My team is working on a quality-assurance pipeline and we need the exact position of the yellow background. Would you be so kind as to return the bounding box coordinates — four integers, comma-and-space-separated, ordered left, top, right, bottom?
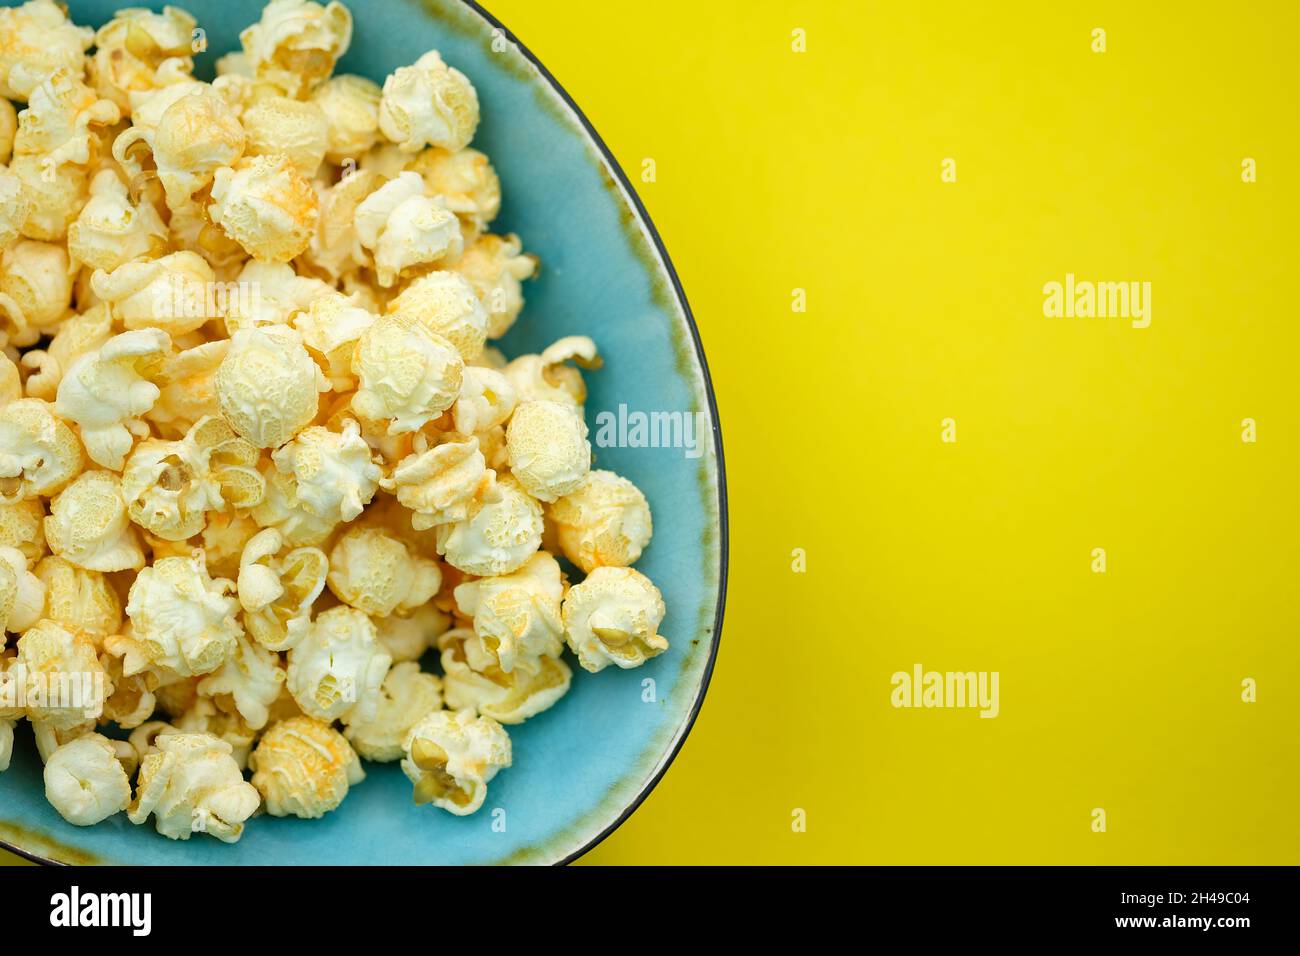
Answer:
5, 0, 1298, 866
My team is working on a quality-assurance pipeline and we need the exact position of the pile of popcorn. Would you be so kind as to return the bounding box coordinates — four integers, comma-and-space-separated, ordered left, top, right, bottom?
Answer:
0, 0, 668, 843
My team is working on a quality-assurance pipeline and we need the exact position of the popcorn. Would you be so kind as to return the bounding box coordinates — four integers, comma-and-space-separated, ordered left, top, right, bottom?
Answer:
147, 340, 229, 437
1, 239, 75, 348
286, 604, 390, 724
380, 51, 480, 153
374, 602, 450, 663
0, 718, 14, 771
128, 731, 260, 842
7, 153, 88, 243
0, 545, 45, 636
0, 497, 47, 565
171, 698, 258, 769
350, 313, 463, 434
326, 525, 441, 617
312, 74, 382, 163
506, 399, 591, 502
380, 435, 496, 531
13, 68, 120, 169
549, 470, 653, 572
436, 474, 543, 576
44, 470, 145, 573
216, 325, 328, 448
0, 0, 95, 103
91, 251, 217, 338
18, 302, 113, 401
15, 619, 107, 729
562, 567, 668, 673
450, 233, 536, 339
210, 155, 321, 263
302, 166, 380, 281
222, 260, 333, 334
388, 269, 487, 361
241, 95, 328, 175
121, 416, 265, 541
410, 147, 500, 237
344, 661, 441, 762
55, 329, 170, 471
197, 633, 286, 729
248, 715, 363, 818
439, 628, 571, 725
0, 99, 15, 165
34, 555, 123, 640
68, 169, 169, 272
238, 0, 353, 99
354, 171, 462, 287
44, 733, 131, 825
401, 709, 509, 815
89, 6, 199, 114
100, 640, 159, 729
271, 420, 381, 523
236, 527, 327, 651
0, 166, 31, 252
0, 399, 84, 503
504, 336, 600, 406
292, 292, 376, 390
249, 465, 339, 547
123, 551, 242, 678
453, 366, 517, 436
453, 552, 564, 673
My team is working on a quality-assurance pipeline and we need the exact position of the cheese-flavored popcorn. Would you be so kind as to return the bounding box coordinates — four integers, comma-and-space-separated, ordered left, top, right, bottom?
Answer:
35, 556, 123, 640
44, 470, 145, 573
450, 233, 536, 339
14, 68, 119, 169
147, 340, 229, 437
0, 0, 94, 103
506, 399, 591, 502
380, 435, 495, 531
388, 269, 487, 361
216, 325, 328, 448
271, 420, 381, 523
67, 169, 169, 272
197, 633, 286, 729
238, 0, 353, 99
287, 604, 390, 724
351, 313, 463, 434
122, 415, 265, 541
241, 95, 328, 175
549, 470, 653, 573
123, 551, 241, 678
0, 399, 84, 503
91, 251, 216, 338
374, 601, 450, 663
0, 545, 44, 636
55, 329, 169, 471
436, 474, 543, 577
292, 291, 376, 390
18, 302, 113, 401
89, 6, 199, 114
379, 50, 480, 153
562, 567, 668, 673
344, 661, 442, 762
326, 525, 441, 617
0, 97, 17, 164
1, 239, 75, 347
504, 336, 601, 407
16, 620, 107, 729
128, 731, 260, 842
454, 552, 565, 673
236, 527, 327, 651
354, 171, 462, 287
312, 74, 381, 163
0, 497, 46, 565
401, 708, 509, 815
44, 733, 131, 825
209, 155, 320, 263
410, 147, 500, 237
439, 628, 571, 725
249, 715, 363, 818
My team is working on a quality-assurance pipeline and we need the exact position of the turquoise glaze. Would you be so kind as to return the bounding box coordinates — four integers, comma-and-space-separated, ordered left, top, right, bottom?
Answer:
0, 0, 725, 865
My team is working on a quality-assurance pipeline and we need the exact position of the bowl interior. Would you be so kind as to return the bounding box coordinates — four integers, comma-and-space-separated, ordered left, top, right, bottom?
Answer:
0, 0, 723, 865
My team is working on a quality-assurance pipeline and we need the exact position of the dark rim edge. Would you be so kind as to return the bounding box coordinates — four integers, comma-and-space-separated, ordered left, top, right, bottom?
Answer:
0, 0, 729, 869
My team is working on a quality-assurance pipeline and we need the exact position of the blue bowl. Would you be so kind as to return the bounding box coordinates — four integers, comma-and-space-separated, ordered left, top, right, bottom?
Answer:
0, 0, 726, 865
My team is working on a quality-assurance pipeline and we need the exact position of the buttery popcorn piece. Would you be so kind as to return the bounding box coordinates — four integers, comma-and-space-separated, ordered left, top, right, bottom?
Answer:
401, 708, 510, 815
241, 95, 328, 175
286, 604, 390, 724
0, 545, 44, 636
354, 171, 462, 287
452, 365, 517, 436
34, 556, 123, 640
216, 325, 328, 448
344, 661, 442, 762
16, 619, 107, 729
436, 474, 543, 577
439, 627, 571, 725
351, 313, 463, 434
312, 74, 381, 163
67, 170, 169, 272
209, 154, 320, 263
453, 552, 564, 673
249, 715, 363, 818
128, 731, 260, 842
89, 6, 199, 114
238, 0, 353, 99
0, 497, 47, 565
197, 633, 286, 729
550, 470, 653, 572
411, 146, 500, 237
44, 733, 131, 825
146, 340, 229, 438
506, 399, 591, 502
235, 527, 327, 650
562, 567, 668, 673
19, 302, 113, 402
123, 551, 242, 678
1, 239, 75, 347
44, 470, 145, 573
249, 465, 339, 547
380, 434, 495, 531
388, 269, 487, 361
0, 398, 84, 503
292, 291, 376, 390
13, 68, 120, 169
271, 419, 381, 523
379, 50, 479, 153
0, 0, 94, 102
374, 602, 450, 663
326, 525, 441, 617
504, 335, 600, 406
91, 250, 216, 338
451, 233, 536, 339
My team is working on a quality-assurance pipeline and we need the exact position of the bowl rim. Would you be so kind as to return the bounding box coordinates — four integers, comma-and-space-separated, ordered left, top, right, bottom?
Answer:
1, 0, 728, 868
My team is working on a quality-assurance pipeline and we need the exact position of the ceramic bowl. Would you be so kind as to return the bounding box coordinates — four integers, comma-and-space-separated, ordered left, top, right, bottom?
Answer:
0, 0, 726, 865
